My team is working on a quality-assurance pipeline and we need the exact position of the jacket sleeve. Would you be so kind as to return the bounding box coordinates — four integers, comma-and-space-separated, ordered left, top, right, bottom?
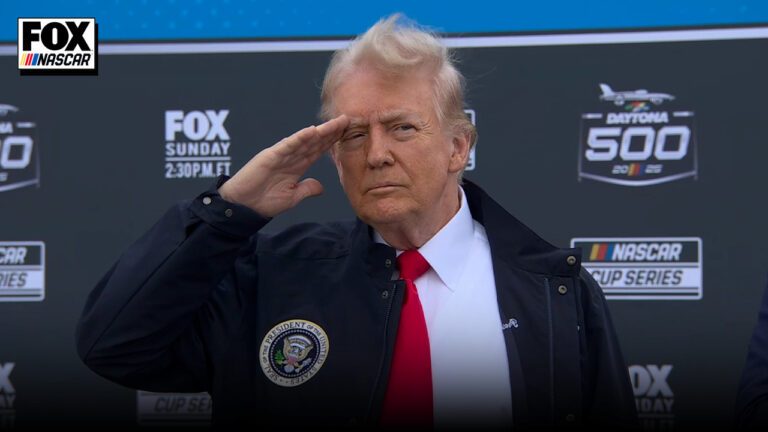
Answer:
735, 274, 768, 430
579, 268, 641, 431
75, 176, 270, 393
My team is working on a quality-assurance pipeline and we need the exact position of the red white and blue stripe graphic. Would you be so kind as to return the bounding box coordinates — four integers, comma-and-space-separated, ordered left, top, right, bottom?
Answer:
19, 53, 40, 66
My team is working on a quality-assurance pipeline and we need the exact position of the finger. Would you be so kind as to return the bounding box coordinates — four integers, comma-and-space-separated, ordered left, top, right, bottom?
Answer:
270, 126, 319, 160
274, 115, 349, 160
294, 178, 324, 202
289, 125, 321, 148
296, 116, 348, 154
311, 116, 349, 155
294, 115, 346, 147
316, 115, 349, 138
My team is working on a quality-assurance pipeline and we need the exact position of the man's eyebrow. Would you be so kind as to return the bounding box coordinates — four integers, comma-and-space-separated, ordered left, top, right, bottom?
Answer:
346, 118, 368, 129
345, 111, 421, 129
378, 111, 419, 123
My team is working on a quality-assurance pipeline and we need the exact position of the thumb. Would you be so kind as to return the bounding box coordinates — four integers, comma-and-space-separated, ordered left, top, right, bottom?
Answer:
294, 178, 324, 203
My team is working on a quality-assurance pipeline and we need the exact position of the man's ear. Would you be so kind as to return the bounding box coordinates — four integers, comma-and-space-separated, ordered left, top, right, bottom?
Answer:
448, 130, 471, 174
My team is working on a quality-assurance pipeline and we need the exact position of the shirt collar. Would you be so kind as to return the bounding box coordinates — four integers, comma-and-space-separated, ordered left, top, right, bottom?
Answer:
374, 186, 474, 291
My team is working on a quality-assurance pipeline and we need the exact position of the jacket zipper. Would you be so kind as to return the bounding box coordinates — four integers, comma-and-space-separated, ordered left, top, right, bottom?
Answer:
544, 277, 555, 423
365, 280, 398, 424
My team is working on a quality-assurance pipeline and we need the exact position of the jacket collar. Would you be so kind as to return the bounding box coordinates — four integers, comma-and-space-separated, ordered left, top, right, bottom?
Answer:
350, 219, 397, 280
461, 179, 582, 277
347, 179, 582, 279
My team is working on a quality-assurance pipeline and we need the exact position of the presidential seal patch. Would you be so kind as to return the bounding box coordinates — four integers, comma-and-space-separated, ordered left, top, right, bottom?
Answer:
260, 319, 329, 387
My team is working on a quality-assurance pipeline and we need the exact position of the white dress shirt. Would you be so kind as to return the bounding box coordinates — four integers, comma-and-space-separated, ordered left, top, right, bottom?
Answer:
374, 187, 513, 429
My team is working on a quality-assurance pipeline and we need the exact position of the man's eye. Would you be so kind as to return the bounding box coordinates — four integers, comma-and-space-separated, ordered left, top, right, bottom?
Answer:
339, 133, 366, 149
393, 124, 416, 136
342, 133, 365, 141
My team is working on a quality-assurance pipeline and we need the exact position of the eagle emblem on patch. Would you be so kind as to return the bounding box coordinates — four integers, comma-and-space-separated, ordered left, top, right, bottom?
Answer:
259, 319, 329, 387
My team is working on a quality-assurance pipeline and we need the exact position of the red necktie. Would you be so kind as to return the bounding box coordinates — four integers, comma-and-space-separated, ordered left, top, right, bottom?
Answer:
380, 249, 433, 429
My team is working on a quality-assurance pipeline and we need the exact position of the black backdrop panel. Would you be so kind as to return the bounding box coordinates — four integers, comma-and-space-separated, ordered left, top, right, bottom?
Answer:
1, 32, 767, 430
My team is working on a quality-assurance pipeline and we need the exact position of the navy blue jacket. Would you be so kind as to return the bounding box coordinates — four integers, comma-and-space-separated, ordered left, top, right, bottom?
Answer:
736, 275, 768, 430
76, 178, 638, 431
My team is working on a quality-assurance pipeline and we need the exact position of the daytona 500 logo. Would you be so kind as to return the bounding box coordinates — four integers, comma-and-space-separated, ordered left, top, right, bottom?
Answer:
578, 83, 697, 186
0, 104, 39, 192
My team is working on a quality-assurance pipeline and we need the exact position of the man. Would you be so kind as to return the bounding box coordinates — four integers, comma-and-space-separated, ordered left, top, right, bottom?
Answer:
76, 14, 637, 431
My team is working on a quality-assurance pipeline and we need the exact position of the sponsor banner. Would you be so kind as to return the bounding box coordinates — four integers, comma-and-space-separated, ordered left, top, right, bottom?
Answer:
0, 362, 15, 430
0, 242, 45, 302
0, 105, 40, 193
136, 391, 211, 426
164, 110, 232, 180
571, 237, 702, 300
579, 83, 697, 186
464, 108, 476, 171
630, 364, 675, 431
17, 18, 97, 73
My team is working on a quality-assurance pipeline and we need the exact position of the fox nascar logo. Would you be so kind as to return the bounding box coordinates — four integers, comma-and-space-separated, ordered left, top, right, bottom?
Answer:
578, 83, 697, 186
0, 242, 45, 302
165, 110, 232, 179
0, 105, 39, 192
629, 364, 674, 431
137, 391, 211, 426
18, 18, 97, 73
571, 237, 702, 300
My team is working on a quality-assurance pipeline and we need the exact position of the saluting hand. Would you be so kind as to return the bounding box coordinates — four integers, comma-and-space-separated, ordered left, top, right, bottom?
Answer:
218, 115, 349, 218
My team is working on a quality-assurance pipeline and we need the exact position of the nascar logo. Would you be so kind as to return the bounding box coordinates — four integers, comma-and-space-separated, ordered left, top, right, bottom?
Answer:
585, 241, 683, 262
571, 237, 702, 300
18, 52, 92, 67
0, 242, 45, 302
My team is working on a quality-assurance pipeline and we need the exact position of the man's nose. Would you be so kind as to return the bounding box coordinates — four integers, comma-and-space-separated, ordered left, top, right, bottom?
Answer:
366, 128, 395, 168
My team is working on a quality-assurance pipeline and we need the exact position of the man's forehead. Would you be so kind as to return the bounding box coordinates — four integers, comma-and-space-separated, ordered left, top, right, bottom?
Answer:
346, 110, 423, 127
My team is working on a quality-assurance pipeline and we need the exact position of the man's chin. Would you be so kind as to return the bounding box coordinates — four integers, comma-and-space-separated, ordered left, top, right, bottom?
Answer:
353, 199, 412, 227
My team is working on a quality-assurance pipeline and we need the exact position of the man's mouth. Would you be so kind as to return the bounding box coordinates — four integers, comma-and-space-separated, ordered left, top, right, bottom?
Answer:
367, 183, 402, 193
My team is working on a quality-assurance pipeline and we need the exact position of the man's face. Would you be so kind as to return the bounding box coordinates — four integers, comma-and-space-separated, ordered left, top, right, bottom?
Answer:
329, 64, 468, 228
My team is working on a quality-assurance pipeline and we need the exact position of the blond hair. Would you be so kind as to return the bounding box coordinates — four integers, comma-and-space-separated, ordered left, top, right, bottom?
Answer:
320, 14, 477, 176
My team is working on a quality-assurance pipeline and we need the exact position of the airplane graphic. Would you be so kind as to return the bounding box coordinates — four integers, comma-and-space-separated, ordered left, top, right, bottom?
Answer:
599, 83, 674, 106
0, 104, 19, 116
